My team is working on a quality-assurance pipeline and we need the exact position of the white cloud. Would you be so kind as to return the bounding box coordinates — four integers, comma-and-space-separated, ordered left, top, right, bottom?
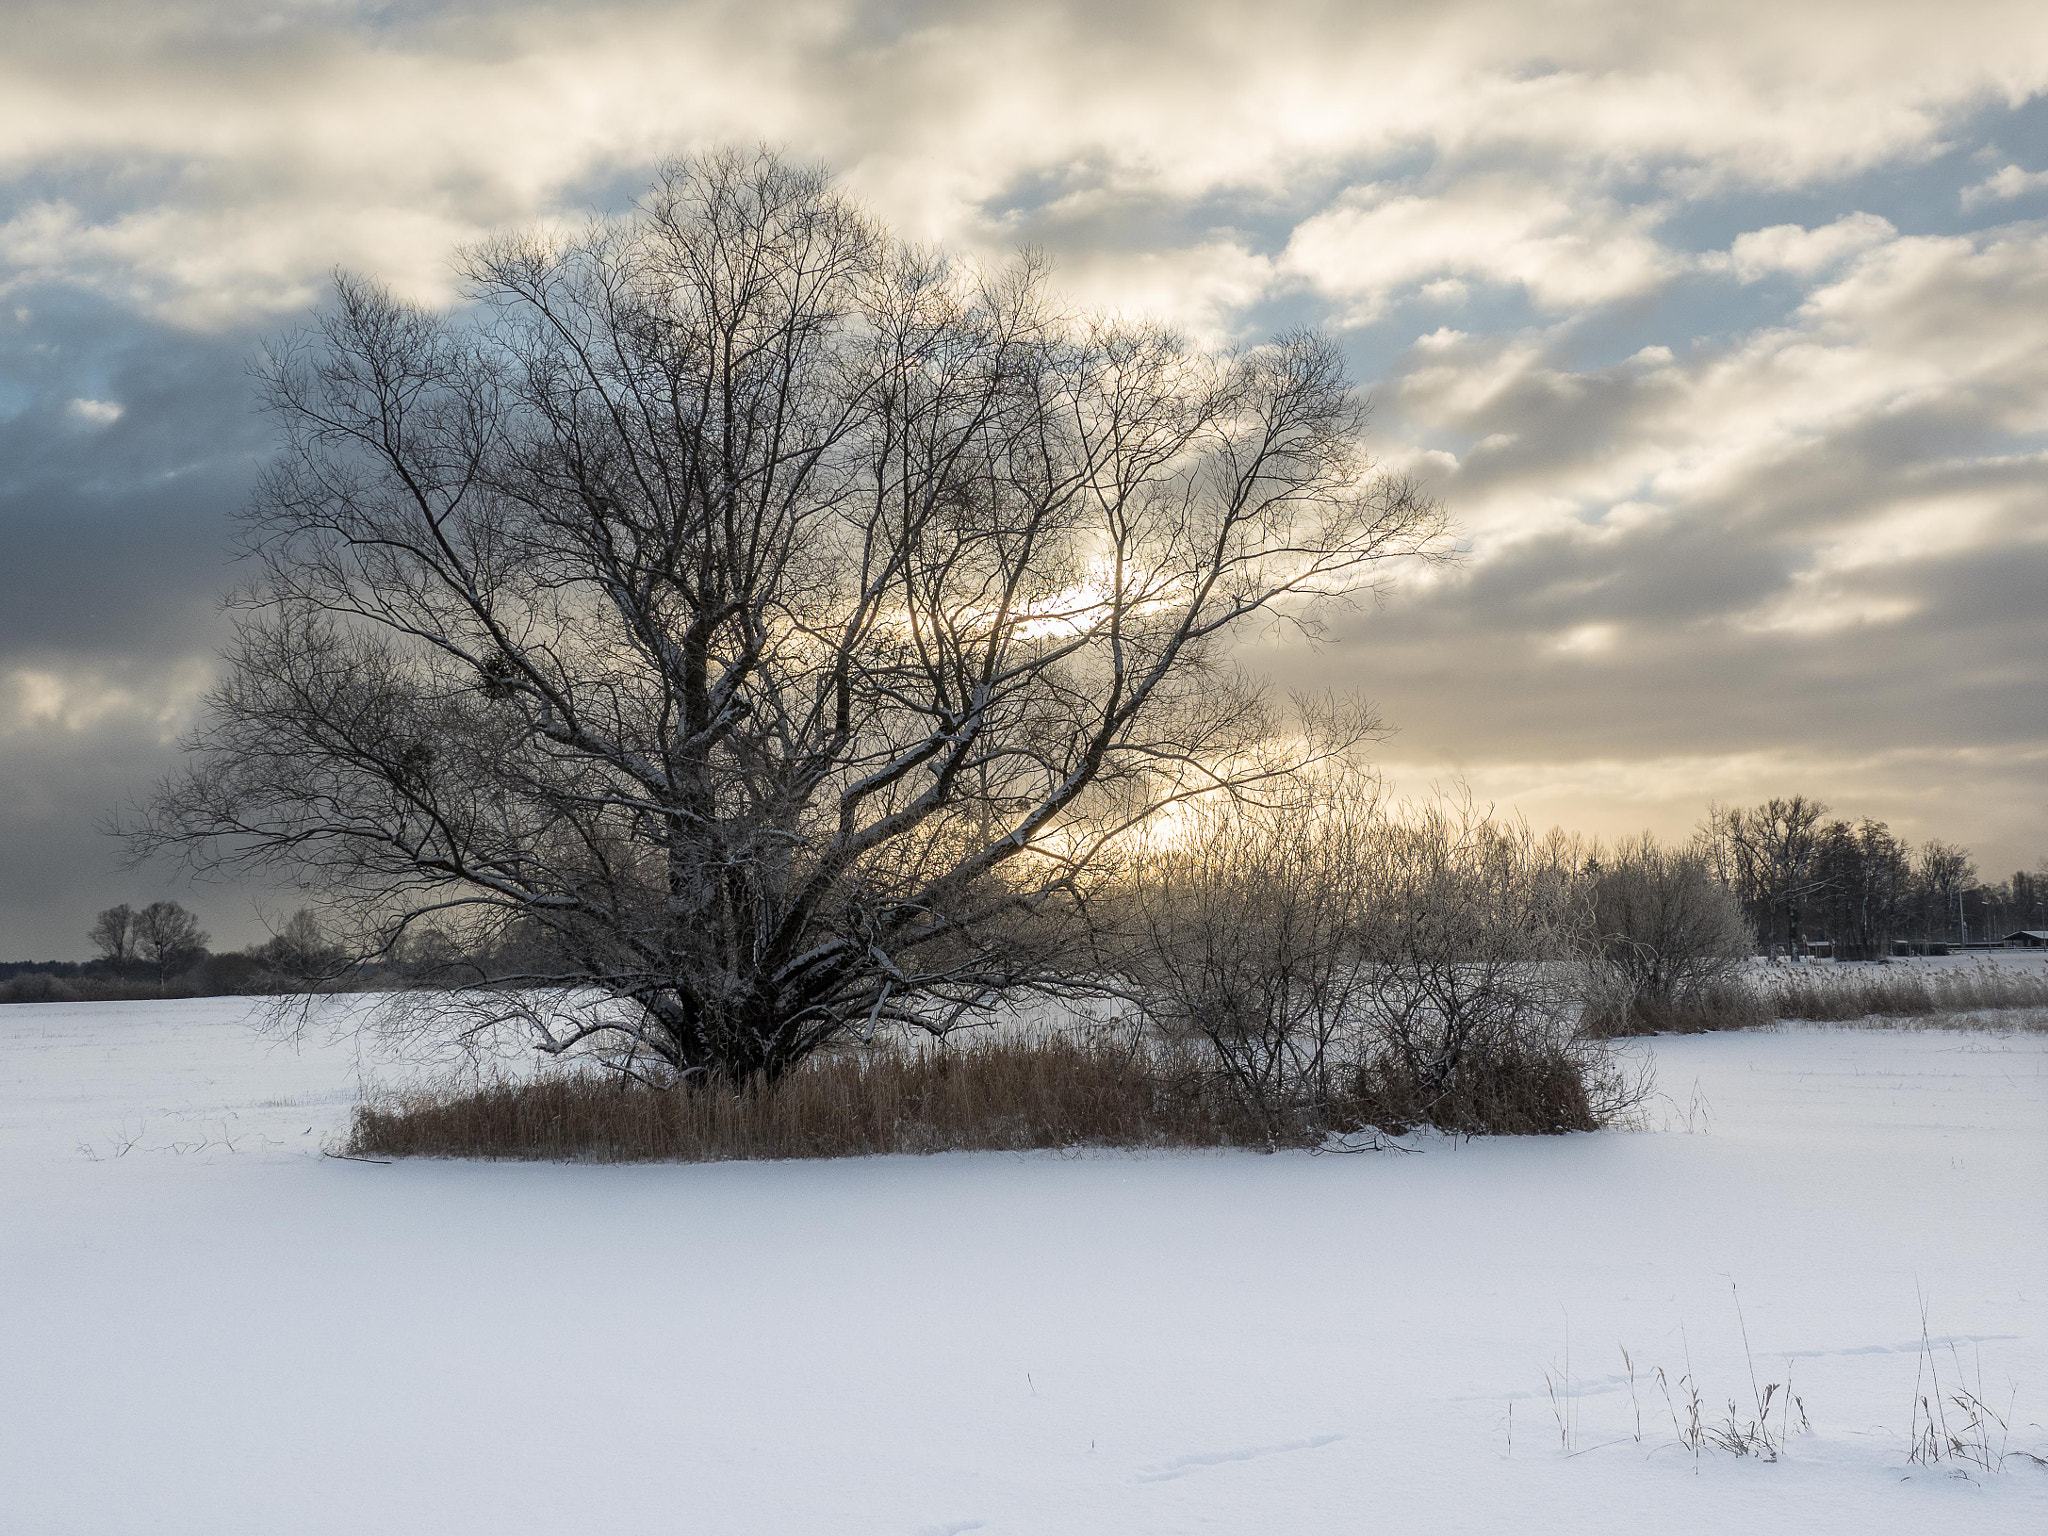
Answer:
1045, 239, 1279, 346
0, 1, 2042, 325
1961, 163, 2048, 208
1282, 179, 1682, 321
4, 0, 2047, 899
1, 661, 209, 741
64, 397, 122, 425
1402, 226, 2048, 533
1723, 212, 1896, 281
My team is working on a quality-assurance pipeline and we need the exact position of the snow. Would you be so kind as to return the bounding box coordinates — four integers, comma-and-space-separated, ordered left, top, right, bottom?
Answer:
2, 997, 2043, 1534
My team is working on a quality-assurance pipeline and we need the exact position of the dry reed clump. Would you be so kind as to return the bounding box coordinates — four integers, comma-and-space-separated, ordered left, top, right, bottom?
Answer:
348, 1023, 1642, 1161
1760, 963, 2048, 1022
1583, 963, 2048, 1036
347, 1033, 1294, 1163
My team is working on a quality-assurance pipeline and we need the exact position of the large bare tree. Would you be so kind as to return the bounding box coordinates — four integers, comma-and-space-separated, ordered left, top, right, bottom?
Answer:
134, 148, 1445, 1083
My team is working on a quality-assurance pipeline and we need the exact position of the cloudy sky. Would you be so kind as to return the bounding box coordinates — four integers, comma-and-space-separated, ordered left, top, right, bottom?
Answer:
4, 0, 2046, 957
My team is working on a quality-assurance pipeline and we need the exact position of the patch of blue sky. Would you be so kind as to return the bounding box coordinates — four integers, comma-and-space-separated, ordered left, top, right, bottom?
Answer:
1655, 95, 2048, 250
0, 154, 216, 228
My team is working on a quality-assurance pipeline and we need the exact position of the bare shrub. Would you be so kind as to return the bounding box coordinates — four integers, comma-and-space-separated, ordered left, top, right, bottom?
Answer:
1110, 786, 1646, 1137
1578, 833, 1754, 1036
0, 972, 83, 1005
1351, 797, 1594, 1119
1349, 1029, 1620, 1135
1113, 783, 1379, 1121
347, 1031, 1294, 1162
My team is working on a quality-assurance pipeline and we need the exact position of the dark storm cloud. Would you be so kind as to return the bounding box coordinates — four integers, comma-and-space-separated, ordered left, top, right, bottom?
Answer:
3, 0, 2047, 953
0, 294, 265, 656
0, 291, 274, 950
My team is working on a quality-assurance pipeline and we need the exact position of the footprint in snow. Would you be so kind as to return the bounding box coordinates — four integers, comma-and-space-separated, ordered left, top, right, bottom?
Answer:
1136, 1435, 1343, 1483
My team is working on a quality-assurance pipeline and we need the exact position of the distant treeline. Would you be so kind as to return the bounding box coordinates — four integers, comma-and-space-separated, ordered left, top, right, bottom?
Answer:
1702, 797, 2047, 959
0, 898, 558, 1005
0, 902, 379, 1005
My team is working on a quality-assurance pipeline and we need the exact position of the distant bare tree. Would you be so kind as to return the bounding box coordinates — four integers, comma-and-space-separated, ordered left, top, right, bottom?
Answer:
252, 908, 344, 981
130, 900, 209, 979
2014, 862, 2048, 932
1814, 818, 1911, 961
87, 903, 136, 964
131, 147, 1447, 1084
1704, 796, 1828, 958
1910, 840, 1976, 946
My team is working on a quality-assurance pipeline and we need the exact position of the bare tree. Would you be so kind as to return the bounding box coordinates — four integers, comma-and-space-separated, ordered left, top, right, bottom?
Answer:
1909, 840, 1975, 946
251, 908, 345, 982
1813, 818, 1911, 961
2014, 862, 2048, 933
130, 900, 209, 979
88, 903, 136, 964
130, 147, 1447, 1084
1703, 796, 1828, 959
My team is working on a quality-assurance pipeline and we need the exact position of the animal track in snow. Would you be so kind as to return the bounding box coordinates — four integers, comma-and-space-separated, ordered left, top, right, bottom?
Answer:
1136, 1435, 1343, 1482
1780, 1331, 2017, 1359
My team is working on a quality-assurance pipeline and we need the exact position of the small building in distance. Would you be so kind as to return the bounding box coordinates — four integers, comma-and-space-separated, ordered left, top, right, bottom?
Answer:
2006, 930, 2048, 949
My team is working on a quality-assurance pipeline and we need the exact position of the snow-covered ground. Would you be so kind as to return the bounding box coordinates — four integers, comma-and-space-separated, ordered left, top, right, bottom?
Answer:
2, 998, 2042, 1534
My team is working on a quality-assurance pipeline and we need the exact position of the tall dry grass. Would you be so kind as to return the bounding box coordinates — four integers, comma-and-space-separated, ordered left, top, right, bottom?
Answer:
347, 1021, 1624, 1162
1581, 979, 1775, 1037
1759, 963, 2048, 1021
1585, 961, 2048, 1035
348, 1033, 1292, 1162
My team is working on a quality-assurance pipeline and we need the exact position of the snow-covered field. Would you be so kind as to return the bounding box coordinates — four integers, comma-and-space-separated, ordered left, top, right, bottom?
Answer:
2, 998, 2043, 1534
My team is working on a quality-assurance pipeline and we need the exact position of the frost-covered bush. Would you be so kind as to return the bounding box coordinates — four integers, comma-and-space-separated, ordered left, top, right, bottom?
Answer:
1579, 834, 1757, 1034
1113, 788, 1378, 1122
1350, 798, 1584, 1111
1115, 787, 1643, 1135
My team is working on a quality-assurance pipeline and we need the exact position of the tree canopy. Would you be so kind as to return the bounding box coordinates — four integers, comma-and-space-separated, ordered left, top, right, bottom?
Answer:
135, 147, 1446, 1082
